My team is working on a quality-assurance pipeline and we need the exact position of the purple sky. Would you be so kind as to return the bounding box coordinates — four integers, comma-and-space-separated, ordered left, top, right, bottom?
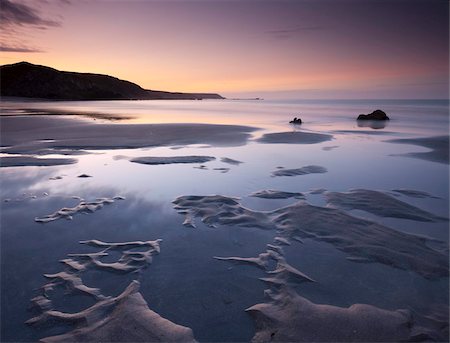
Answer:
1, 0, 448, 99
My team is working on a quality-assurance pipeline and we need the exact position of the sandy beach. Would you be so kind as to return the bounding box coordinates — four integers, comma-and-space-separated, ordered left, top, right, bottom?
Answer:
0, 98, 448, 342
2, 0, 449, 340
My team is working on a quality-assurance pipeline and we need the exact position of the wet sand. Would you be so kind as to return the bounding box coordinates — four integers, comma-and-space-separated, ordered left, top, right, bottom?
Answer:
386, 135, 449, 164
130, 156, 216, 165
272, 165, 327, 177
0, 116, 258, 157
256, 131, 332, 144
27, 239, 196, 342
0, 156, 77, 167
1, 101, 448, 342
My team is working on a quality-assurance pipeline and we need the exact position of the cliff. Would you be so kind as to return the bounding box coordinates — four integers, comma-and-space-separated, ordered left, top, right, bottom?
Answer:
0, 62, 224, 100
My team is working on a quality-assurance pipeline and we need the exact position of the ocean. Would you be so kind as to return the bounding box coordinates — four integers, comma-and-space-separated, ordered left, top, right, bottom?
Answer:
1, 98, 448, 342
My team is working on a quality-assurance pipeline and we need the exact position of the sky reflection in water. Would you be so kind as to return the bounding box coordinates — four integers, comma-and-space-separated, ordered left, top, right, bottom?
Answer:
1, 99, 448, 342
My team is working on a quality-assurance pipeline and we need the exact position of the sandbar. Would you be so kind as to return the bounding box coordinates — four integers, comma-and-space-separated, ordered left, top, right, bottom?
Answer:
250, 190, 305, 199
0, 116, 258, 157
386, 135, 449, 164
173, 192, 449, 279
130, 156, 215, 165
0, 156, 77, 167
272, 165, 327, 177
256, 131, 332, 144
325, 189, 447, 222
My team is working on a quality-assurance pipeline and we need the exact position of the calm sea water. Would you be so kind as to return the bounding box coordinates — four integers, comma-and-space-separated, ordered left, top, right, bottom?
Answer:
1, 98, 449, 132
1, 98, 449, 342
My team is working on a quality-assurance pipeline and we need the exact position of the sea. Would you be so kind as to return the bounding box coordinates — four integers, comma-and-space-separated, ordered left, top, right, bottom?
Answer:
1, 98, 448, 342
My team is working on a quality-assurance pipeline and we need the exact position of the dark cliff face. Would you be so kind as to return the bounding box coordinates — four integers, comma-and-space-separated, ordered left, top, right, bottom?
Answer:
0, 62, 224, 100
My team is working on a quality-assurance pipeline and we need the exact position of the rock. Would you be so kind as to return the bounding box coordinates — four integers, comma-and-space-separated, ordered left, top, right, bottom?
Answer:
357, 109, 390, 120
77, 174, 92, 178
289, 117, 302, 124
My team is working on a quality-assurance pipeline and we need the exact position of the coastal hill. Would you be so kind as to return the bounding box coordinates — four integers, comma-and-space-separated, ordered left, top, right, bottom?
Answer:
0, 62, 224, 100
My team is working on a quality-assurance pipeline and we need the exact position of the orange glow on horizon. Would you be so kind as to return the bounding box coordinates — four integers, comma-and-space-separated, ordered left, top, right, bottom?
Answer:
1, 0, 447, 98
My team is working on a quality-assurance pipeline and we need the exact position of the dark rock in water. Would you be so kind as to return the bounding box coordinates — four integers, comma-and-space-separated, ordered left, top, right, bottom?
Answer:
77, 174, 92, 178
357, 109, 390, 121
289, 117, 302, 124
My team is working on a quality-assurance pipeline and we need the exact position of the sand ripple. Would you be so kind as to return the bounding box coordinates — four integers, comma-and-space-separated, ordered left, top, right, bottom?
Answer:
272, 201, 448, 279
212, 220, 423, 342
173, 192, 449, 279
220, 157, 243, 165
0, 156, 77, 167
391, 189, 440, 199
247, 287, 413, 342
386, 135, 449, 164
1, 116, 257, 155
173, 195, 274, 230
272, 165, 327, 177
257, 131, 332, 144
35, 196, 125, 223
35, 281, 196, 343
250, 189, 304, 199
26, 239, 197, 342
130, 156, 215, 165
325, 189, 447, 222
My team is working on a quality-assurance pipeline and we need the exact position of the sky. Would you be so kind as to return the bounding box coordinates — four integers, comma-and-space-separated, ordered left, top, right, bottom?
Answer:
0, 0, 448, 99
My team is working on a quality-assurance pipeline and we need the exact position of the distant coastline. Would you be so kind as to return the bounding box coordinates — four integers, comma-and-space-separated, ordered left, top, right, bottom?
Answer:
0, 62, 225, 101
229, 97, 263, 101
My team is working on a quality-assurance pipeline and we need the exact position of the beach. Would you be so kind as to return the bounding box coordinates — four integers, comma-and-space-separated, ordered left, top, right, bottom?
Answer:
1, 98, 449, 342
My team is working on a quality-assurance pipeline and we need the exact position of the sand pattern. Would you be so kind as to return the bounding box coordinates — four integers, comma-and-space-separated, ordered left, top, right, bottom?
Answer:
386, 135, 449, 164
173, 195, 274, 230
215, 245, 315, 285
271, 201, 448, 279
325, 189, 447, 222
391, 189, 440, 199
26, 239, 197, 342
220, 157, 243, 165
3, 192, 48, 203
250, 189, 305, 199
257, 131, 332, 144
213, 167, 231, 173
1, 146, 92, 156
322, 145, 339, 151
1, 116, 257, 156
271, 165, 327, 177
0, 156, 77, 167
35, 196, 125, 223
308, 188, 328, 194
247, 287, 413, 342
130, 156, 215, 165
212, 221, 421, 342
173, 192, 449, 279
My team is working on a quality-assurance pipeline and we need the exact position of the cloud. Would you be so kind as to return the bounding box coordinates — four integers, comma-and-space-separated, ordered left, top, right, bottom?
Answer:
0, 0, 66, 54
0, 0, 60, 27
0, 44, 43, 53
265, 26, 326, 39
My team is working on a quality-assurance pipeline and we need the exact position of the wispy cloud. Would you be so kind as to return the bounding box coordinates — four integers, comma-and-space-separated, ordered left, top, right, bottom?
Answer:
0, 0, 61, 27
0, 0, 65, 54
0, 44, 43, 53
265, 25, 326, 39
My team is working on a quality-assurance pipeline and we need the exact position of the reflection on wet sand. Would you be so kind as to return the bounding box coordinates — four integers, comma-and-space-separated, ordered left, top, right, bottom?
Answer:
173, 190, 448, 279
174, 189, 448, 341
27, 239, 197, 342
